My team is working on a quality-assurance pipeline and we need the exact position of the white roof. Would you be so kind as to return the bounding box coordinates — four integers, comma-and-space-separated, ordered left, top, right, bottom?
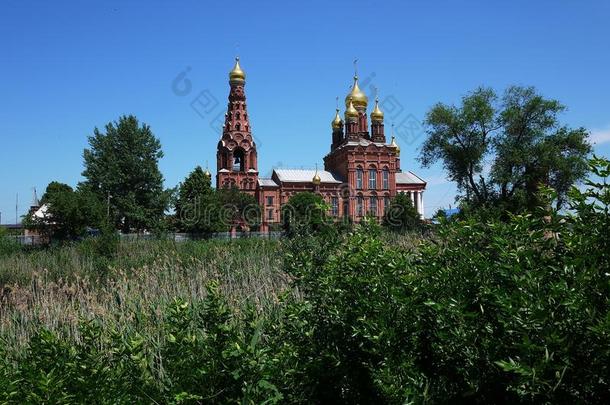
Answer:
343, 139, 386, 147
274, 169, 342, 184
395, 171, 426, 185
258, 178, 279, 187
33, 204, 49, 219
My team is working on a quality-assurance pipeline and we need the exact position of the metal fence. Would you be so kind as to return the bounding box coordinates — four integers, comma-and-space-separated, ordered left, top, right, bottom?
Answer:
8, 235, 46, 246
7, 231, 283, 246
120, 231, 284, 242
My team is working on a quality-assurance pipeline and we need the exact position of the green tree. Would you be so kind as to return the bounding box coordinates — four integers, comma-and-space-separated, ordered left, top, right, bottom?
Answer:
216, 186, 261, 232
175, 166, 215, 233
382, 193, 422, 232
82, 115, 167, 232
420, 86, 591, 213
282, 192, 329, 235
23, 181, 104, 241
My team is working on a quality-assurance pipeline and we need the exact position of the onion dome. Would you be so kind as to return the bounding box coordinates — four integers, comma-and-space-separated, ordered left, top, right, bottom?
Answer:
345, 97, 358, 120
331, 108, 343, 129
390, 135, 400, 155
312, 169, 321, 185
204, 168, 211, 177
345, 75, 368, 109
370, 97, 384, 122
229, 56, 246, 84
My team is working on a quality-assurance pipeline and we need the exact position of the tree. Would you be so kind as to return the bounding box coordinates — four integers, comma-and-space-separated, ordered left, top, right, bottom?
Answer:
382, 193, 422, 232
282, 192, 329, 235
82, 115, 167, 232
216, 186, 261, 232
23, 181, 104, 241
420, 86, 591, 213
175, 166, 217, 233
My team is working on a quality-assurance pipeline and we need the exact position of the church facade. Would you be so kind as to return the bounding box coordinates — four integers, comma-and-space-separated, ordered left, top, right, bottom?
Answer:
215, 58, 426, 232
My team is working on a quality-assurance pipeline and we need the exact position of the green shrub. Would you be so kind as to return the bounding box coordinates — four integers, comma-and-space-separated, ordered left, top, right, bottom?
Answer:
0, 227, 21, 257
1, 158, 608, 403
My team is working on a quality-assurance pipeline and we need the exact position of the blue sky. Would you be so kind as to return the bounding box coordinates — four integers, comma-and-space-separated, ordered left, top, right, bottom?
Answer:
1, 0, 609, 222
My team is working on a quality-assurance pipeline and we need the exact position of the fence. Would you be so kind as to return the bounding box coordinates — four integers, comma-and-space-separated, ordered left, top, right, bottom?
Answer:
9, 235, 46, 246
119, 231, 284, 242
7, 231, 283, 246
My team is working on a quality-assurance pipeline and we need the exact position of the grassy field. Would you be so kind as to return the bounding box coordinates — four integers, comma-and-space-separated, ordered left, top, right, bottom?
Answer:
0, 191, 608, 403
0, 239, 289, 353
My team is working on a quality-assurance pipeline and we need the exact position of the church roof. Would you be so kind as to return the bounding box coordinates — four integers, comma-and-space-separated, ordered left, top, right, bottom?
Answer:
274, 169, 342, 184
258, 178, 279, 187
395, 171, 426, 185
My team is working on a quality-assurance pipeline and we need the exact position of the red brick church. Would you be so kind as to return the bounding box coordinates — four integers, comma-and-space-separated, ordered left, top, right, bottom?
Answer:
215, 58, 426, 232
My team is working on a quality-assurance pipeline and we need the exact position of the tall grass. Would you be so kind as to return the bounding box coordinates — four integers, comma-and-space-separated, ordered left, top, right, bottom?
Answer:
0, 239, 290, 352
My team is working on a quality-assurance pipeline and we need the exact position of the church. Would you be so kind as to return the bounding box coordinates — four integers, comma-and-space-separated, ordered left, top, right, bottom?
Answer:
215, 58, 426, 232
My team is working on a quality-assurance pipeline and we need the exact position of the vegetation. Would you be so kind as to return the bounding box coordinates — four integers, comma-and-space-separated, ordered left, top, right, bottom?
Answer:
82, 115, 168, 233
420, 85, 591, 213
382, 192, 422, 232
0, 227, 20, 257
282, 191, 329, 235
22, 182, 105, 241
1, 157, 609, 403
174, 166, 217, 233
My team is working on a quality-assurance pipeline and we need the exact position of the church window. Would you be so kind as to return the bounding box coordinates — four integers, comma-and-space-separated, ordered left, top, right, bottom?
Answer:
267, 209, 274, 221
331, 197, 339, 216
357, 195, 364, 216
369, 196, 378, 216
369, 168, 377, 189
383, 168, 389, 190
384, 195, 390, 214
266, 196, 274, 206
236, 123, 241, 130
356, 168, 363, 189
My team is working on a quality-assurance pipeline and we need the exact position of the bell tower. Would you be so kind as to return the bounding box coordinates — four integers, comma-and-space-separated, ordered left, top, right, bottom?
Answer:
216, 57, 258, 193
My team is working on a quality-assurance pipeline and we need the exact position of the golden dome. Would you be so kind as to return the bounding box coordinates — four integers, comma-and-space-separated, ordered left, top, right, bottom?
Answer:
312, 171, 321, 185
345, 97, 358, 119
229, 56, 246, 84
345, 75, 368, 109
204, 168, 211, 177
390, 135, 400, 155
370, 97, 384, 122
331, 108, 343, 129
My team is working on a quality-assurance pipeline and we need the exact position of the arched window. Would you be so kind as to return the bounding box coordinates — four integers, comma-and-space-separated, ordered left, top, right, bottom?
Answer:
383, 194, 390, 214
357, 194, 364, 217
331, 196, 339, 216
356, 167, 363, 189
233, 149, 245, 172
382, 167, 390, 190
369, 195, 378, 216
235, 123, 241, 130
368, 167, 377, 190
236, 112, 241, 120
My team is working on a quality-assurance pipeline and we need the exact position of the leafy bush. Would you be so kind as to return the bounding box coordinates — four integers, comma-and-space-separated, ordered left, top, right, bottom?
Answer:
383, 193, 423, 232
1, 158, 608, 403
0, 227, 20, 257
